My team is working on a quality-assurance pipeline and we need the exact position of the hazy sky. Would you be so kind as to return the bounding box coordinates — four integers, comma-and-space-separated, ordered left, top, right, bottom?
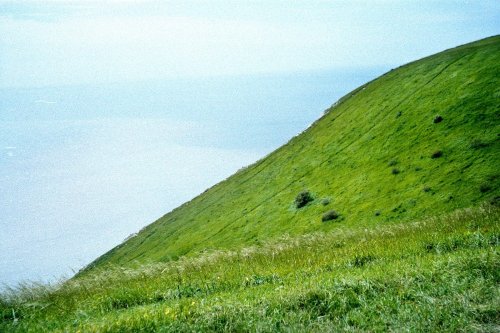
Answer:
1, 0, 498, 88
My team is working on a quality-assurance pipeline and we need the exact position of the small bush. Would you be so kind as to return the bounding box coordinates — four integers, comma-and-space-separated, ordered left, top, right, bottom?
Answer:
392, 168, 400, 175
374, 210, 381, 216
388, 159, 398, 166
479, 183, 491, 193
433, 115, 443, 123
431, 150, 443, 159
321, 210, 339, 222
321, 198, 331, 206
423, 186, 432, 193
470, 139, 489, 149
295, 190, 314, 208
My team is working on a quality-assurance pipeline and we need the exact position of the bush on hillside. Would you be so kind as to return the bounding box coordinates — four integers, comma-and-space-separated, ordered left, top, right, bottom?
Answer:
392, 168, 400, 175
431, 150, 443, 159
388, 159, 398, 166
470, 139, 489, 149
433, 115, 443, 123
321, 210, 340, 222
295, 190, 314, 208
479, 183, 491, 193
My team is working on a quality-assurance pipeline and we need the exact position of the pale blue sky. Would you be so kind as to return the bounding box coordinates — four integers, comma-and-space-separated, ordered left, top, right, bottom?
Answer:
0, 0, 498, 88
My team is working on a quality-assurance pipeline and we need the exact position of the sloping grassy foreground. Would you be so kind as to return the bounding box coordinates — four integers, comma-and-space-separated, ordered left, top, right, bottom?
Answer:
1, 204, 498, 332
89, 36, 500, 269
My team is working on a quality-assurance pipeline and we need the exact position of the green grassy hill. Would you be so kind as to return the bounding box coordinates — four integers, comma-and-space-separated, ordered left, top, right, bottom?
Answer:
90, 35, 499, 269
1, 36, 499, 332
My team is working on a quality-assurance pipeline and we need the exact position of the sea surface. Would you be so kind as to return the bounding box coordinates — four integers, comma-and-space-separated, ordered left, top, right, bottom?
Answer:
0, 67, 386, 287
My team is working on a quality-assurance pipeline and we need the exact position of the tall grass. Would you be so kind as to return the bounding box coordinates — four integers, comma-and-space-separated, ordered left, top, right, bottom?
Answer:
1, 204, 498, 332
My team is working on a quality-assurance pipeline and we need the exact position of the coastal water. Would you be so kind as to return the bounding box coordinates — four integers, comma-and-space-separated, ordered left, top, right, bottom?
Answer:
0, 68, 386, 286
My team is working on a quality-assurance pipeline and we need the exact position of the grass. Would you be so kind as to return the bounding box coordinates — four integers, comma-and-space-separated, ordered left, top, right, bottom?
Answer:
1, 204, 498, 331
86, 36, 500, 270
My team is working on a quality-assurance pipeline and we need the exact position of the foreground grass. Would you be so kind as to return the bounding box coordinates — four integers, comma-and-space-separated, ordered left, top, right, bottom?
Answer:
2, 204, 499, 332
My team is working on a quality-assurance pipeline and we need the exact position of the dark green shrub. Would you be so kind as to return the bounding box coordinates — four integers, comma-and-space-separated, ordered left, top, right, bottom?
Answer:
470, 139, 489, 149
480, 183, 491, 193
295, 190, 314, 208
374, 210, 381, 216
433, 115, 443, 123
431, 150, 443, 159
423, 186, 432, 193
392, 168, 400, 175
321, 198, 331, 206
321, 210, 339, 222
388, 159, 398, 166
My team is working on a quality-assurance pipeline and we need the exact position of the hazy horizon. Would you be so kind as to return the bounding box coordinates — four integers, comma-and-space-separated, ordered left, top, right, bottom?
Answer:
2, 1, 499, 88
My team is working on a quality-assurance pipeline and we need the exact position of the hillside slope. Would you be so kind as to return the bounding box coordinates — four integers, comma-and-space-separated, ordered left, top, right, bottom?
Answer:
90, 36, 500, 270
